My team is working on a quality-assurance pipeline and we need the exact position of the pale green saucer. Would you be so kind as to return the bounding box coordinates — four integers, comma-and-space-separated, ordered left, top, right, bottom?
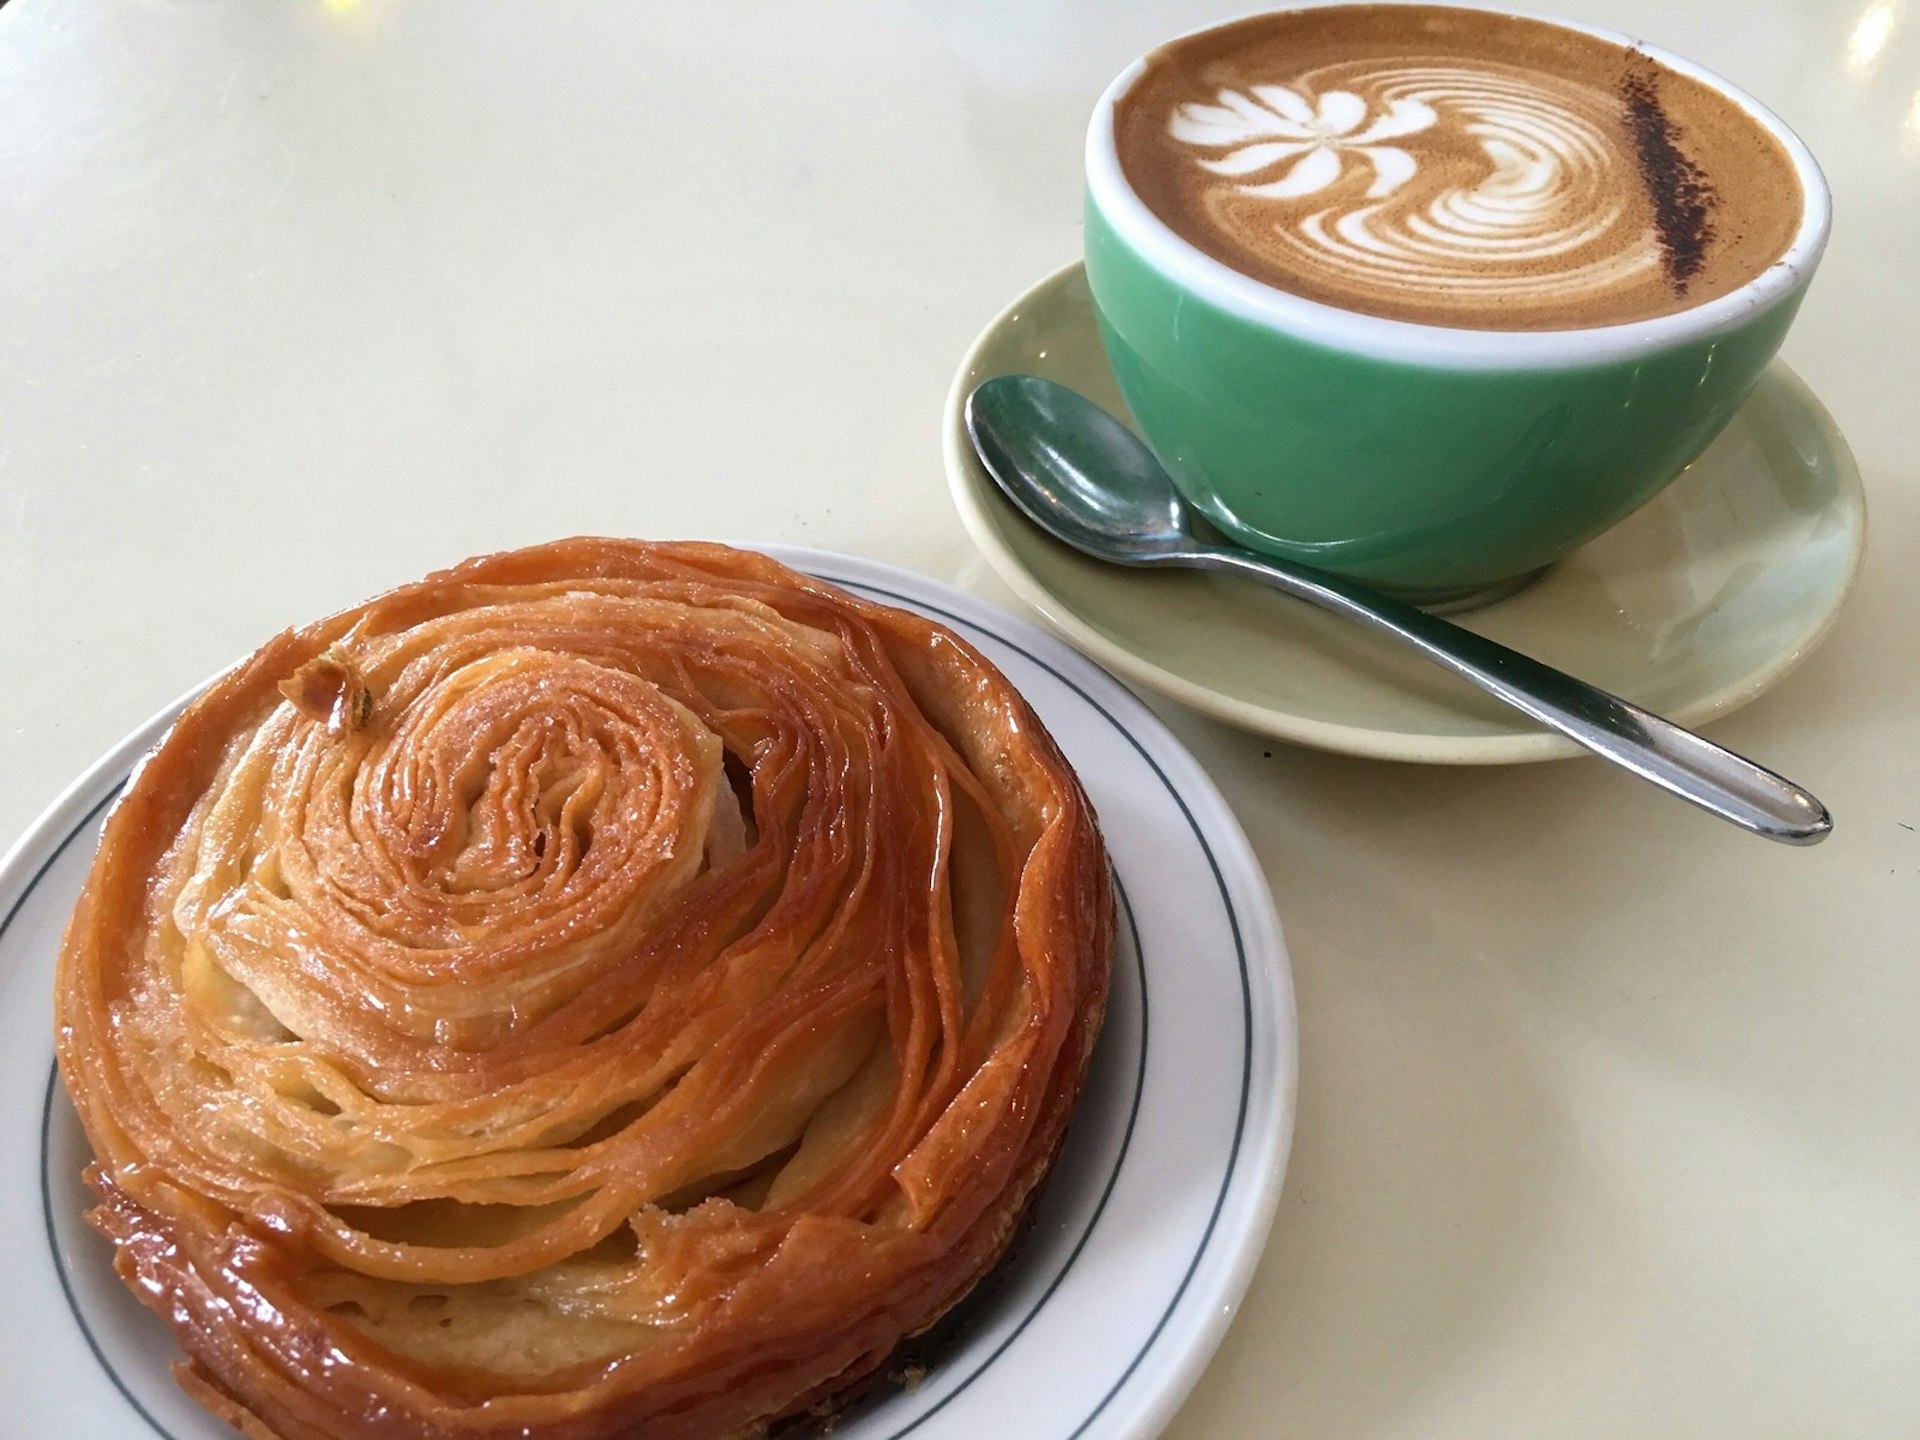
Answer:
943, 263, 1867, 765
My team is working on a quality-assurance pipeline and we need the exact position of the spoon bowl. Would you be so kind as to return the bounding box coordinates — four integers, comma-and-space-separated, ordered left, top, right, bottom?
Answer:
969, 375, 1197, 562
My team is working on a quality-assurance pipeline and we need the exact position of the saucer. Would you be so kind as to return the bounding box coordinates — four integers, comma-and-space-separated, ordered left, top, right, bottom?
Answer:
943, 263, 1867, 764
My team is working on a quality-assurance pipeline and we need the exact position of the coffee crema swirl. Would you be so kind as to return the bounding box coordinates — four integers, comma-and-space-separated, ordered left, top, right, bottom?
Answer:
1114, 6, 1804, 330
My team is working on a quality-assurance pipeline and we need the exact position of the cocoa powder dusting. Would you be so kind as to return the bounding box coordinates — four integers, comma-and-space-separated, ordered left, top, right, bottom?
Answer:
1621, 55, 1717, 291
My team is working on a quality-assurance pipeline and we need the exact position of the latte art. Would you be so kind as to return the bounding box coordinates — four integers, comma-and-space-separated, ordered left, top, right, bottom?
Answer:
1115, 6, 1804, 329
1171, 64, 1665, 309
1171, 84, 1438, 200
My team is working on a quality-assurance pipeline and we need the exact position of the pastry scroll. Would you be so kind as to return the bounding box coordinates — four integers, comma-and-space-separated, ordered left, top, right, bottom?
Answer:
56, 539, 1113, 1440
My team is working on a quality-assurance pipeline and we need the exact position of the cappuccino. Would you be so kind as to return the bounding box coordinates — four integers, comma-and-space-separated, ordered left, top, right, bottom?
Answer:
1113, 5, 1803, 329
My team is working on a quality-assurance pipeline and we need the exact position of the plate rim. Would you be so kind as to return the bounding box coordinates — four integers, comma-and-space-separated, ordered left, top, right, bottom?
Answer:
4, 546, 1298, 1440
942, 259, 1869, 766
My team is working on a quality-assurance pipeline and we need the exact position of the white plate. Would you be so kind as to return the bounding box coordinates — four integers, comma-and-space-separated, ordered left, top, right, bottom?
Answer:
0, 549, 1297, 1440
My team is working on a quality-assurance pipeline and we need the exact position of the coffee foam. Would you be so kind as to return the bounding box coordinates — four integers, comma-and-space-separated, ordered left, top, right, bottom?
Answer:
1114, 6, 1804, 330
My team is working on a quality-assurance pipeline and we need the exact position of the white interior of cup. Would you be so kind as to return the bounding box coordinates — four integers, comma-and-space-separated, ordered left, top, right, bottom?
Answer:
1085, 1, 1833, 370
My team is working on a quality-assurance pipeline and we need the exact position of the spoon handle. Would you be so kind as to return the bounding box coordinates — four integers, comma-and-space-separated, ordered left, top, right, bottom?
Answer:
1191, 547, 1831, 844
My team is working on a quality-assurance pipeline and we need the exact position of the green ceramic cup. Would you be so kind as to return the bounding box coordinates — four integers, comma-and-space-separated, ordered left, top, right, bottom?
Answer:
1084, 7, 1831, 607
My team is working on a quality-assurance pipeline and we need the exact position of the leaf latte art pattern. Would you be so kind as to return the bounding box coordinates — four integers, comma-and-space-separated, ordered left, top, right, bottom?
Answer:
1171, 84, 1439, 200
55, 539, 1113, 1440
1168, 63, 1663, 309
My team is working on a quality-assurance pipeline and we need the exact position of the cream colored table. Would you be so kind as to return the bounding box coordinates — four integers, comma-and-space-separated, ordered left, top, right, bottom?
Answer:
2, 1, 1915, 1435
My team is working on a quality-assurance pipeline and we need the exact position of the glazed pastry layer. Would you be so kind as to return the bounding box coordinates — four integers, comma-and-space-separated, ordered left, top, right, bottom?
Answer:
56, 538, 1113, 1440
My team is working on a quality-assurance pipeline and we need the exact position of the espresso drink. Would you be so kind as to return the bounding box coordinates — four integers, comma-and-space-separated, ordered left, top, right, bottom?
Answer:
1113, 6, 1803, 329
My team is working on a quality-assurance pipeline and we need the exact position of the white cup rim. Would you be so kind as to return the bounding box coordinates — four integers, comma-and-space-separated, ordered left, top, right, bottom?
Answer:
1085, 0, 1832, 370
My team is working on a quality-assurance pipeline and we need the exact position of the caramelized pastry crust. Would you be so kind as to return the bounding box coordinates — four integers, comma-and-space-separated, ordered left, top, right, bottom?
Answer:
55, 539, 1113, 1440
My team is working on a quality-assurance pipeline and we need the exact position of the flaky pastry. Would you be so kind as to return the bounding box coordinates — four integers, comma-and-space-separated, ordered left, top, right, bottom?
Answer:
55, 539, 1113, 1440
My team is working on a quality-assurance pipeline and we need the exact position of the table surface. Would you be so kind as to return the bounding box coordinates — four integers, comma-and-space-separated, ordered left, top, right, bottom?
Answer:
3, 1, 1915, 1435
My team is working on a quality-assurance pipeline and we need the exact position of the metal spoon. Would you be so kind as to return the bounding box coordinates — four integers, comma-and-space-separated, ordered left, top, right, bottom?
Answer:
965, 374, 1831, 846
